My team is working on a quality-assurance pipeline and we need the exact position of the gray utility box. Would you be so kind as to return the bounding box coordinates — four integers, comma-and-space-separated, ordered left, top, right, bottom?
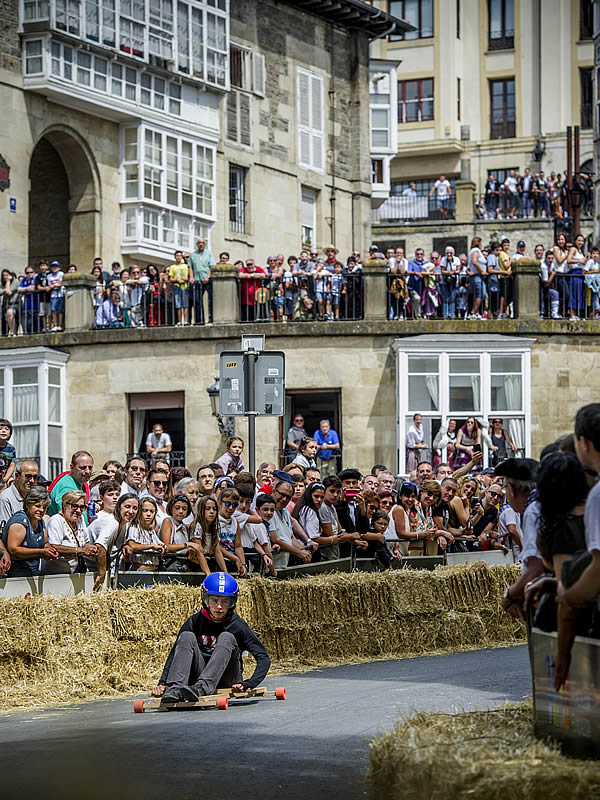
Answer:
219, 351, 285, 416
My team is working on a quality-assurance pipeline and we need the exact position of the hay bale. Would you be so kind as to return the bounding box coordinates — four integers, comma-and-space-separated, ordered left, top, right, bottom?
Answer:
367, 704, 600, 800
0, 562, 524, 712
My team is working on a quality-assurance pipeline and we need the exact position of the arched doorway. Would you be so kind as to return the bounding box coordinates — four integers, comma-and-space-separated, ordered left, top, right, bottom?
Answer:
28, 128, 100, 270
29, 138, 70, 266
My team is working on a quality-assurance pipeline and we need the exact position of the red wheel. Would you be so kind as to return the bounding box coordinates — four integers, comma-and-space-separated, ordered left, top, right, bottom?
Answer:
133, 699, 145, 713
275, 687, 287, 700
216, 696, 229, 710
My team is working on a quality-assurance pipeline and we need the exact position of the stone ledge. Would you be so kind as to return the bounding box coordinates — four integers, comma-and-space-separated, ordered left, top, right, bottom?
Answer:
2, 318, 600, 350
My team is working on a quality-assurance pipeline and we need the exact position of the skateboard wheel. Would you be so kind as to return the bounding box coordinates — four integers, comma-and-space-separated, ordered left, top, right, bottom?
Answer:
133, 700, 145, 713
216, 696, 228, 710
275, 687, 287, 700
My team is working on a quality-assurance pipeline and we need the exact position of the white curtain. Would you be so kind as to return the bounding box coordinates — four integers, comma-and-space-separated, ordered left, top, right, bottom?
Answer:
470, 374, 480, 411
13, 426, 39, 460
132, 410, 146, 454
508, 418, 525, 456
504, 375, 521, 411
13, 384, 37, 423
425, 375, 439, 411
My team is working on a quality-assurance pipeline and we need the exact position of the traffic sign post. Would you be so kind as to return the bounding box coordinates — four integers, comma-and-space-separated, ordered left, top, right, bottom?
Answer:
219, 340, 285, 475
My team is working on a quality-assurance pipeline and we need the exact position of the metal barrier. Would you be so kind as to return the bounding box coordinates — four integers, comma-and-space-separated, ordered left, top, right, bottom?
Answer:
0, 572, 105, 597
0, 288, 64, 336
531, 626, 600, 758
542, 273, 599, 321
374, 191, 456, 223
93, 280, 205, 328
238, 273, 364, 322
386, 273, 515, 320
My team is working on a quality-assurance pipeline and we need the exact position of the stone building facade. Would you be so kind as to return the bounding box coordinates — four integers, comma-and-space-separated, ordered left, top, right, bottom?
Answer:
0, 0, 408, 271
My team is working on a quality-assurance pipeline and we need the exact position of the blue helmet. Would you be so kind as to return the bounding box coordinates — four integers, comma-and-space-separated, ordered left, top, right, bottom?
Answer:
201, 572, 239, 612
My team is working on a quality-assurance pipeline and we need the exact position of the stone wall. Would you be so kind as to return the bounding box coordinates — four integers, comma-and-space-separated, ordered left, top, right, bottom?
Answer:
219, 0, 372, 261
0, 0, 20, 73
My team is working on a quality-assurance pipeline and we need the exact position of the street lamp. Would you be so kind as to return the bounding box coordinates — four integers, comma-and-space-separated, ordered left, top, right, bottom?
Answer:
532, 139, 546, 163
206, 377, 235, 436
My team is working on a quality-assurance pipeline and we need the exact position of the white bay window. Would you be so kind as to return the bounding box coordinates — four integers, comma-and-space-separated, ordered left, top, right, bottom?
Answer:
394, 335, 532, 473
0, 349, 68, 480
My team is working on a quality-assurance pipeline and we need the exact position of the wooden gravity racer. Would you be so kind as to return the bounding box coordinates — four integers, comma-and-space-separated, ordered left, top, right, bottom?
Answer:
134, 686, 287, 713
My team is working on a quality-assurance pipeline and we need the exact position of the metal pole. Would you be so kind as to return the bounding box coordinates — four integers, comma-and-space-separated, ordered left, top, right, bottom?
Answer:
566, 125, 573, 220
246, 350, 256, 476
574, 125, 581, 235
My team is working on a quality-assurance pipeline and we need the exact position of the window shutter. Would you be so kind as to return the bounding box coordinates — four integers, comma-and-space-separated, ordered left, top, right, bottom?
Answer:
239, 93, 251, 147
226, 90, 238, 142
252, 51, 265, 97
298, 70, 310, 128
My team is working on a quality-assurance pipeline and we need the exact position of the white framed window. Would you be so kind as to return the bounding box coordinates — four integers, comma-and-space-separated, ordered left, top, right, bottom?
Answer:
121, 123, 215, 255
0, 348, 68, 480
22, 0, 229, 89
24, 39, 44, 74
24, 0, 49, 20
229, 163, 247, 234
393, 335, 532, 473
39, 38, 183, 115
370, 71, 392, 149
301, 186, 317, 246
297, 67, 324, 173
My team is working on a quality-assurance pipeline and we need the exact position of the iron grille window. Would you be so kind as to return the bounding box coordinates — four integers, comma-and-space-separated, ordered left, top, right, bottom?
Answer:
488, 0, 514, 51
229, 164, 247, 234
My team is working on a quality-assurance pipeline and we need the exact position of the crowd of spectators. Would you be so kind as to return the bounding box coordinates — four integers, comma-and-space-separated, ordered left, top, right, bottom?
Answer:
384, 231, 596, 320
480, 169, 592, 220
0, 410, 527, 587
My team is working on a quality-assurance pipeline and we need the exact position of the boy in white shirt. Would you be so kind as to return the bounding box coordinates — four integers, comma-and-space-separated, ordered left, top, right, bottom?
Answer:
240, 493, 277, 576
48, 260, 65, 332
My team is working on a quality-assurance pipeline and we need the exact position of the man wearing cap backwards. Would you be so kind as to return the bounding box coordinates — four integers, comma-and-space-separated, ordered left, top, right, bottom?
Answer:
153, 572, 270, 704
0, 460, 40, 525
495, 457, 541, 619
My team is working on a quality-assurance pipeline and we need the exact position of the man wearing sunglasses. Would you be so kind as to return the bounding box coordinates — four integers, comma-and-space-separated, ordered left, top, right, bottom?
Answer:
120, 456, 147, 497
0, 459, 39, 525
270, 481, 314, 569
145, 469, 170, 526
472, 484, 504, 546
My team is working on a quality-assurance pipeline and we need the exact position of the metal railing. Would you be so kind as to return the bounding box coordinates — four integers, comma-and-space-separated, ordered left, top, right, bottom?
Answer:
541, 273, 600, 320
93, 281, 207, 328
0, 289, 65, 336
386, 273, 516, 320
237, 273, 364, 322
126, 451, 187, 468
373, 190, 456, 223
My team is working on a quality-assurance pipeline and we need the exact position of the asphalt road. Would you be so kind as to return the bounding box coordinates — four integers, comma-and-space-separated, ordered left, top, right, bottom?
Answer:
0, 646, 530, 800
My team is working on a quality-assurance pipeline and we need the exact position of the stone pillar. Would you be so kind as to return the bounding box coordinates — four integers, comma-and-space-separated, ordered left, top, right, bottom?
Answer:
211, 263, 238, 325
512, 258, 540, 320
454, 180, 475, 222
64, 273, 96, 331
362, 258, 388, 322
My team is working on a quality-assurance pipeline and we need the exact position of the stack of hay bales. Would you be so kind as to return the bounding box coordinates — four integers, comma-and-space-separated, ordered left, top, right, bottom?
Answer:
368, 704, 600, 799
0, 562, 523, 711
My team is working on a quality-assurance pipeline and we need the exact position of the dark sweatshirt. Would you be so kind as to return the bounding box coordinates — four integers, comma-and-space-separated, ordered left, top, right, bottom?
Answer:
159, 609, 271, 689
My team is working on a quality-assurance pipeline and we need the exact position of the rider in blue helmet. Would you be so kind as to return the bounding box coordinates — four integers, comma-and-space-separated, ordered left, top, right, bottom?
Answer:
154, 572, 270, 704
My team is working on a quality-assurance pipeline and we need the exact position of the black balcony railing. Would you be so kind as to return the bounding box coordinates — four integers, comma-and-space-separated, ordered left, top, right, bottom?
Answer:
93, 282, 207, 329
373, 191, 456, 224
237, 273, 364, 322
386, 273, 516, 320
541, 272, 600, 320
1, 289, 64, 337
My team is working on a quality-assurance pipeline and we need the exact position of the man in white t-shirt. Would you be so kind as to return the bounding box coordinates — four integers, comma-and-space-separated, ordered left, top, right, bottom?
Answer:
498, 503, 522, 561
503, 170, 519, 218
429, 175, 452, 219
561, 404, 600, 607
495, 458, 541, 618
146, 423, 173, 463
48, 260, 65, 332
